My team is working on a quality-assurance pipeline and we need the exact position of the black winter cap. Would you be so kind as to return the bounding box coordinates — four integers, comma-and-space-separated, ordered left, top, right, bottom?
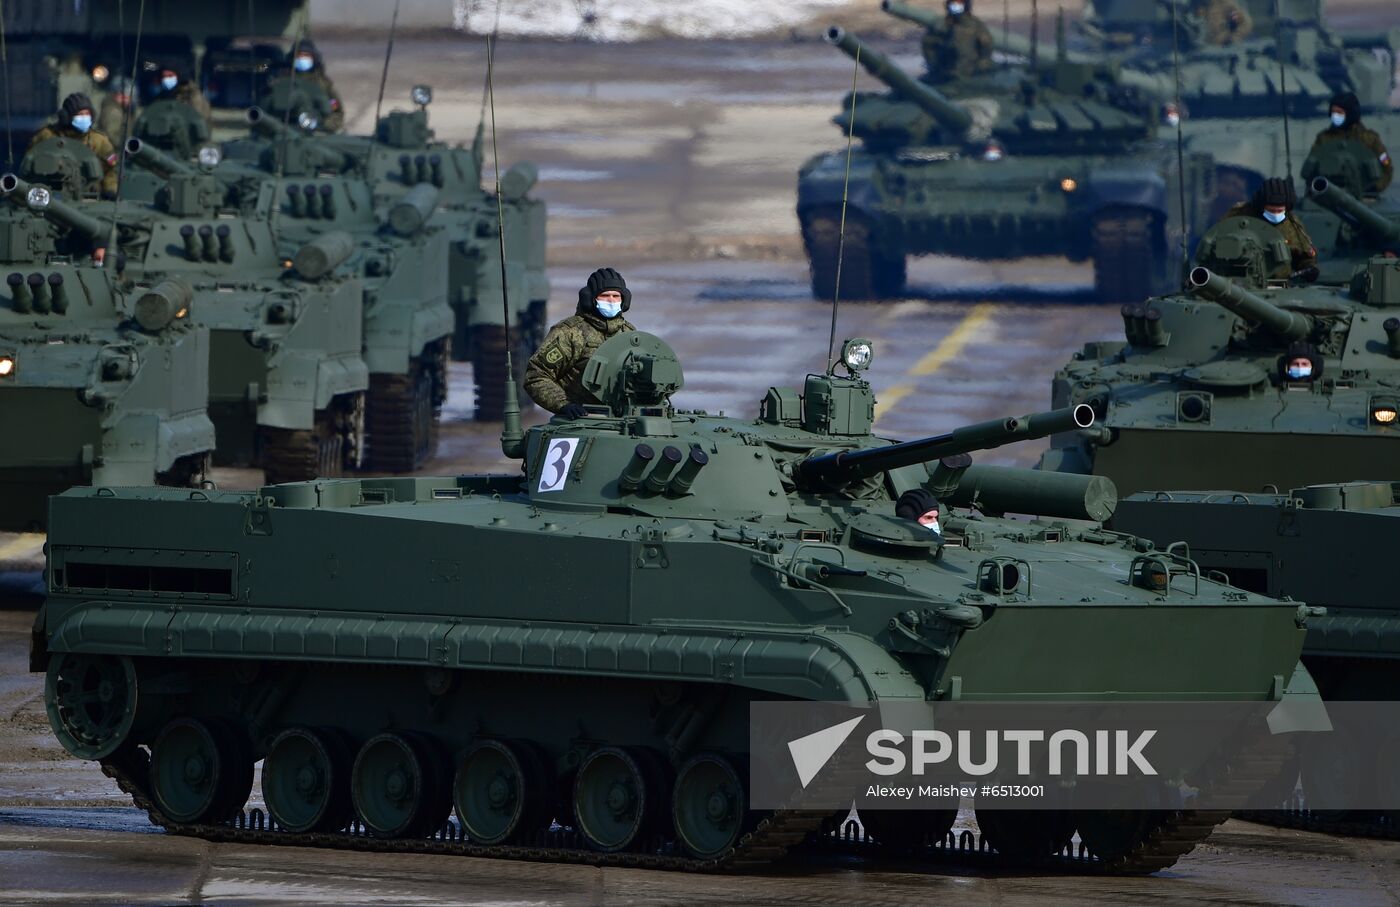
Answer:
61, 92, 94, 122
577, 267, 631, 314
895, 488, 941, 521
1330, 91, 1361, 127
1280, 341, 1323, 381
1254, 177, 1296, 209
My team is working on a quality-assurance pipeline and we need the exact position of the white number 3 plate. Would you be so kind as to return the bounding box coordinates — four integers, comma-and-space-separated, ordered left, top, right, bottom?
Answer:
537, 437, 580, 493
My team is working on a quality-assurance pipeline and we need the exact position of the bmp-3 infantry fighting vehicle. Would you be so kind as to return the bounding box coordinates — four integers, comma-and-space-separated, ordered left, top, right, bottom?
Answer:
1041, 215, 1400, 493
0, 191, 214, 531
33, 333, 1316, 873
1296, 139, 1400, 284
799, 26, 1214, 304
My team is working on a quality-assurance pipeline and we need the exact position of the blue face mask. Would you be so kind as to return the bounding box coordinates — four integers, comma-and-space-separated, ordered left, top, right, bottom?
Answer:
596, 299, 623, 319
1286, 364, 1312, 380
1262, 209, 1287, 225
948, 1, 966, 13
161, 75, 178, 92
69, 114, 93, 134
294, 56, 315, 73
1330, 111, 1346, 128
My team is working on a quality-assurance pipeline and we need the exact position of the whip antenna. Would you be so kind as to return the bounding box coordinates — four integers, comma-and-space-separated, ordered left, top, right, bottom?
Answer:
373, 0, 402, 135
1170, 0, 1190, 273
109, 0, 147, 259
826, 40, 862, 372
486, 30, 525, 456
2, 0, 13, 165
1274, 0, 1293, 180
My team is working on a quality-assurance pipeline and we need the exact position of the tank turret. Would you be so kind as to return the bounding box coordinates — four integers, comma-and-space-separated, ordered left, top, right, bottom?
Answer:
1187, 267, 1312, 340
246, 107, 353, 174
825, 26, 974, 133
0, 173, 109, 245
1308, 178, 1400, 247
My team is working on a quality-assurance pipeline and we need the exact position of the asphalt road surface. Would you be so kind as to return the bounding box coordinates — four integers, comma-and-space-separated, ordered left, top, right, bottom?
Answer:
4, 29, 1400, 906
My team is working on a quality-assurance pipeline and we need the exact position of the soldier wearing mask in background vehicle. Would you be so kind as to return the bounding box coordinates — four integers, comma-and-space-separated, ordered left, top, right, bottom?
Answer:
1311, 91, 1392, 193
921, 0, 994, 82
1189, 0, 1252, 46
28, 92, 119, 197
1221, 178, 1318, 280
525, 268, 636, 419
285, 39, 344, 132
152, 65, 212, 126
97, 77, 135, 148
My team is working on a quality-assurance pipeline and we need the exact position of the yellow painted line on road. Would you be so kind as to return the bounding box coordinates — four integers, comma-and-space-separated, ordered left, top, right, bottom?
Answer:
910, 303, 995, 376
0, 533, 43, 561
876, 383, 916, 415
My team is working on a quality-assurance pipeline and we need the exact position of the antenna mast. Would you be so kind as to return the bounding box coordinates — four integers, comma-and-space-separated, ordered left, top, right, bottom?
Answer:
487, 33, 525, 458
826, 41, 863, 372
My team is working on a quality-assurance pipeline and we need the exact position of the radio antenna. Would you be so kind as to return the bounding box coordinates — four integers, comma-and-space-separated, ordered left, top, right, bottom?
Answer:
487, 30, 525, 456
1273, 0, 1294, 180
1170, 0, 1190, 273
826, 41, 862, 372
373, 0, 402, 136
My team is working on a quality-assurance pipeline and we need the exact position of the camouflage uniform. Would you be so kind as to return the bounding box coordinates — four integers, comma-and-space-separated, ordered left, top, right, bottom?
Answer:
922, 14, 995, 82
156, 82, 212, 126
301, 70, 345, 132
1191, 0, 1252, 46
97, 97, 131, 148
27, 123, 119, 197
524, 310, 636, 413
1223, 201, 1318, 278
1311, 122, 1393, 193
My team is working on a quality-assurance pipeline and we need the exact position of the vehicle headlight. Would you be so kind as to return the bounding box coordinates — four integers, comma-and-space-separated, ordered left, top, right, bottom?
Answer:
1060, 177, 1078, 192
1371, 396, 1399, 426
297, 111, 319, 132
26, 186, 50, 209
91, 65, 110, 83
411, 84, 433, 106
0, 354, 14, 377
197, 145, 222, 168
841, 337, 874, 372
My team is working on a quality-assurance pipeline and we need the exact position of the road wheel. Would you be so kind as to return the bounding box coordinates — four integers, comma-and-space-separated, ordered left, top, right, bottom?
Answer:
976, 808, 1076, 859
672, 753, 748, 859
351, 732, 451, 837
858, 806, 957, 850
1091, 208, 1163, 305
149, 717, 252, 824
263, 727, 354, 833
453, 739, 553, 845
573, 746, 668, 852
45, 653, 138, 760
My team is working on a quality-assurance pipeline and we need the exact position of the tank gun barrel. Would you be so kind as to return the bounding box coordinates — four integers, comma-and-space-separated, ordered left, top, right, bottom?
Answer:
246, 107, 352, 172
1187, 267, 1312, 339
1309, 177, 1400, 245
824, 26, 974, 133
880, 0, 942, 29
798, 405, 1094, 487
0, 173, 108, 241
123, 137, 195, 179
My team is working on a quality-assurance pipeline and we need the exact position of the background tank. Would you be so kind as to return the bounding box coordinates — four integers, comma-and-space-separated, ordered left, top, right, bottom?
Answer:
0, 181, 214, 531
30, 332, 1315, 872
1, 0, 310, 145
1040, 214, 1400, 493
797, 25, 1216, 304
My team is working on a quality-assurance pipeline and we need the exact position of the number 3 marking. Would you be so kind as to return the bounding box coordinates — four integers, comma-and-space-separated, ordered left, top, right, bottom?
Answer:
537, 438, 580, 493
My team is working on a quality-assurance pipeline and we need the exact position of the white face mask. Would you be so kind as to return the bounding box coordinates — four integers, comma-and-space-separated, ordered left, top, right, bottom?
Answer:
70, 114, 93, 134
596, 298, 623, 319
294, 55, 315, 73
1262, 209, 1287, 225
948, 2, 966, 14
161, 75, 178, 92
1330, 111, 1346, 128
1287, 364, 1312, 380
983, 146, 1003, 162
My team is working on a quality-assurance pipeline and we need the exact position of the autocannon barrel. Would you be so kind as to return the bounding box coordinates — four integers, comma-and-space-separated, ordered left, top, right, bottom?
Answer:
798, 405, 1094, 487
1187, 267, 1312, 340
1309, 177, 1400, 244
246, 107, 352, 172
824, 26, 974, 133
293, 231, 356, 280
386, 182, 440, 237
881, 0, 941, 29
1, 173, 109, 241
124, 137, 195, 179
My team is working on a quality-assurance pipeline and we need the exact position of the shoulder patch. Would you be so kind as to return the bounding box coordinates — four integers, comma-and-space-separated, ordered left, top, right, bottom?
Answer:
543, 345, 564, 364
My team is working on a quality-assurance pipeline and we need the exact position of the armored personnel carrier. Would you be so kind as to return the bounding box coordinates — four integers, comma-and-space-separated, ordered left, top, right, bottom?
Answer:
0, 184, 214, 531
245, 90, 550, 420
1040, 214, 1400, 493
798, 26, 1215, 303
32, 332, 1317, 872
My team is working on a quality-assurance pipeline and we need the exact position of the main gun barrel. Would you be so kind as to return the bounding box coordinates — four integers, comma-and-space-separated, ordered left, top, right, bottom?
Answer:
246, 107, 352, 172
0, 173, 109, 241
799, 405, 1094, 487
1188, 267, 1312, 340
1309, 177, 1400, 245
880, 0, 942, 29
124, 137, 195, 179
825, 26, 974, 133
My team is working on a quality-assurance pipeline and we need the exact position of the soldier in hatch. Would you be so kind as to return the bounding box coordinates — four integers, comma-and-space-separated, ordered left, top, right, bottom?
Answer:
1311, 91, 1392, 194
27, 92, 119, 197
284, 39, 345, 132
1220, 178, 1318, 280
921, 0, 995, 82
524, 268, 637, 419
1190, 0, 1252, 46
151, 65, 212, 126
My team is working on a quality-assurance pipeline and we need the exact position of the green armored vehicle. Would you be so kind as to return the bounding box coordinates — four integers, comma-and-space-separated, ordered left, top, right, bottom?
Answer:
235, 90, 549, 420
0, 184, 214, 531
1041, 214, 1400, 493
32, 332, 1317, 871
1295, 139, 1400, 284
798, 26, 1215, 303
